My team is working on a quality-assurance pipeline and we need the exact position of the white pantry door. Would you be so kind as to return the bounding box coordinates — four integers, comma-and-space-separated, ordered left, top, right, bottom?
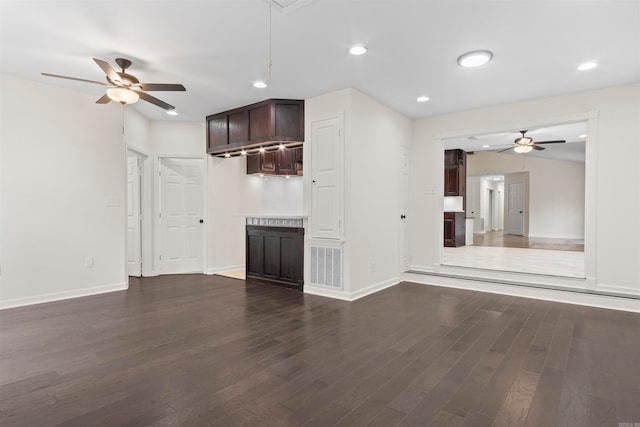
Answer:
126, 155, 142, 276
506, 181, 525, 235
159, 158, 205, 274
311, 116, 344, 239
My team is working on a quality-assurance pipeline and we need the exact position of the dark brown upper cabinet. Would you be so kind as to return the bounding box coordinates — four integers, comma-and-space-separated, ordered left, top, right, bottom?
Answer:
444, 149, 466, 197
206, 99, 304, 156
247, 147, 303, 177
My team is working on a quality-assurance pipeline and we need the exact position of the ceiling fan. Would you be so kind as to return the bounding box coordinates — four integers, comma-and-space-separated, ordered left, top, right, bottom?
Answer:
42, 58, 186, 111
498, 130, 566, 154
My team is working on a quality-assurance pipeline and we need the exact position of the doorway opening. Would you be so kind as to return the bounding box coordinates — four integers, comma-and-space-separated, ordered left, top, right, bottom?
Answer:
442, 122, 586, 278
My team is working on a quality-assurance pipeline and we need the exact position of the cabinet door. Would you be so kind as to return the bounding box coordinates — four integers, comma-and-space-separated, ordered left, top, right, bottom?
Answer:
276, 149, 297, 175
261, 152, 277, 174
294, 147, 303, 175
311, 116, 343, 239
444, 166, 460, 196
444, 212, 456, 247
228, 110, 248, 144
207, 115, 228, 151
248, 103, 271, 141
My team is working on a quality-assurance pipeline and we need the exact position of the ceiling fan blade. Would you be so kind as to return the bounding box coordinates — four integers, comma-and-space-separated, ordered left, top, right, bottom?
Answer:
533, 145, 546, 151
41, 72, 109, 86
498, 146, 515, 153
535, 140, 566, 144
93, 58, 122, 84
135, 90, 175, 111
95, 94, 111, 104
139, 83, 186, 92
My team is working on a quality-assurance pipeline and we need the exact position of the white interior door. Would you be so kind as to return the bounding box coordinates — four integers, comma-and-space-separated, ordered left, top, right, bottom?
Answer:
399, 147, 410, 272
506, 181, 525, 235
159, 158, 204, 274
126, 155, 142, 276
311, 116, 344, 239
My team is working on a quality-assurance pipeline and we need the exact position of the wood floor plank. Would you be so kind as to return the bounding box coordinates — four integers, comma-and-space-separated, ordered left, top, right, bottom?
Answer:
0, 277, 638, 426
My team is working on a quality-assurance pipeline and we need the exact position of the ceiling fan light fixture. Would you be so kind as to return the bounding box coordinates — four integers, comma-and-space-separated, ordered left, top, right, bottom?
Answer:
516, 136, 533, 145
457, 50, 493, 68
349, 45, 367, 55
514, 145, 533, 154
106, 87, 139, 104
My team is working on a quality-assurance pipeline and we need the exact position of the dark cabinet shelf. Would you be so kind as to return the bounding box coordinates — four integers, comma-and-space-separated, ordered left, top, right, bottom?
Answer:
206, 99, 304, 156
246, 225, 304, 290
246, 147, 303, 177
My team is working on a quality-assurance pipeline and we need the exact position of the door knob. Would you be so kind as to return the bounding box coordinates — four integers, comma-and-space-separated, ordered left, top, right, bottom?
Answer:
199, 219, 204, 224
400, 214, 406, 219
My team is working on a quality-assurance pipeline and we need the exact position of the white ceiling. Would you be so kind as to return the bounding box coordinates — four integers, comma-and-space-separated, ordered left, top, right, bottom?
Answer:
444, 122, 587, 162
1, 1, 639, 122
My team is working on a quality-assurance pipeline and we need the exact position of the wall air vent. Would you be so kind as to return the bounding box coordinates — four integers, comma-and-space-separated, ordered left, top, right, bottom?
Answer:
310, 245, 343, 290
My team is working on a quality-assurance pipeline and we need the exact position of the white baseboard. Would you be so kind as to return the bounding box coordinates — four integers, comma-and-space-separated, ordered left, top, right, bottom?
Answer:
304, 286, 352, 301
350, 277, 399, 300
305, 277, 399, 302
402, 272, 640, 313
0, 282, 128, 310
206, 265, 245, 275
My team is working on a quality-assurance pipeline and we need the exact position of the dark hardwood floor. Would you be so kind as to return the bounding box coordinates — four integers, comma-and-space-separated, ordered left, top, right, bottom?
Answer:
1, 275, 639, 426
474, 231, 585, 252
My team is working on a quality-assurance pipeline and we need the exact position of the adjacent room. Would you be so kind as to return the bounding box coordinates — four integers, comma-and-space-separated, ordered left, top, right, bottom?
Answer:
1, 1, 639, 425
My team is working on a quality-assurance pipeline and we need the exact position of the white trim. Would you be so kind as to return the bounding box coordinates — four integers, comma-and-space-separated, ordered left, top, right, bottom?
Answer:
402, 272, 640, 313
0, 282, 128, 310
305, 277, 399, 301
350, 277, 399, 300
206, 265, 245, 275
595, 283, 640, 297
304, 285, 352, 301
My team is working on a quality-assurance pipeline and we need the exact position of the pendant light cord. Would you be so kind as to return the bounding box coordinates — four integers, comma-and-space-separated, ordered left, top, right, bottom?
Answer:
268, 0, 273, 81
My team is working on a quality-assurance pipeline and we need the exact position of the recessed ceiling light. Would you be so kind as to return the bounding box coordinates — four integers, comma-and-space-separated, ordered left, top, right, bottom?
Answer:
416, 95, 430, 102
253, 80, 267, 88
482, 145, 490, 148
577, 61, 597, 71
166, 110, 178, 116
457, 50, 493, 68
349, 45, 367, 55
579, 134, 587, 138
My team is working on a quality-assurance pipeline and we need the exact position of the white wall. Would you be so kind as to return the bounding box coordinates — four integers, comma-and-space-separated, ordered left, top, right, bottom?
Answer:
411, 84, 640, 297
469, 151, 585, 239
0, 74, 127, 308
304, 88, 412, 299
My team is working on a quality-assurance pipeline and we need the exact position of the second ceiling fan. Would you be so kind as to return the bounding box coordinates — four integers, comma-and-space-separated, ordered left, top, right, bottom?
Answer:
499, 130, 566, 153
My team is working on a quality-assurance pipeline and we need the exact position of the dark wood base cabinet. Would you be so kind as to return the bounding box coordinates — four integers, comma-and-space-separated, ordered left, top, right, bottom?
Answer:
246, 225, 304, 290
444, 212, 465, 247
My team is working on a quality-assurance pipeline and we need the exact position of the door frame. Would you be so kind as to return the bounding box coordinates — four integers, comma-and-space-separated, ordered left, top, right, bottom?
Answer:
125, 146, 151, 277
154, 154, 208, 275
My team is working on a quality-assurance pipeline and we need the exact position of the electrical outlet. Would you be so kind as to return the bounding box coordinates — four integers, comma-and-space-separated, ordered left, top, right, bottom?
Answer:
85, 256, 94, 268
